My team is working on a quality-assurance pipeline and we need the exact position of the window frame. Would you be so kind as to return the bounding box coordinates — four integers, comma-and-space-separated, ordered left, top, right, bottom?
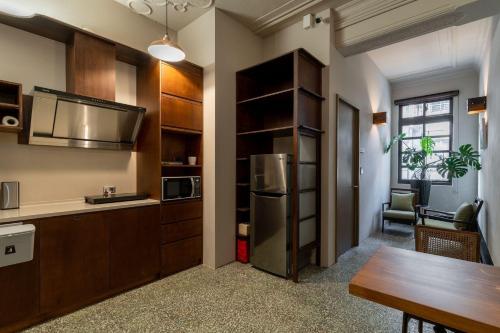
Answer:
397, 97, 454, 186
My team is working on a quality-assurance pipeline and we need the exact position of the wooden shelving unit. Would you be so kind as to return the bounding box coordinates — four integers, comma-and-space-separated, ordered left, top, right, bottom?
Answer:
137, 59, 203, 277
236, 49, 325, 282
0, 80, 23, 133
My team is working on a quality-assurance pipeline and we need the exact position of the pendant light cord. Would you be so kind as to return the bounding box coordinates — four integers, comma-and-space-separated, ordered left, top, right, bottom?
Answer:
165, 2, 168, 36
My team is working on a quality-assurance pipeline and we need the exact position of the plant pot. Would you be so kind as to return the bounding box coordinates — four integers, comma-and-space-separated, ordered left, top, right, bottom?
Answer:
409, 179, 432, 206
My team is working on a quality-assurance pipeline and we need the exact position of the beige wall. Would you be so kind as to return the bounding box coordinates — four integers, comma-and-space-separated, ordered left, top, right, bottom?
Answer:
178, 9, 264, 269
0, 23, 137, 205
1, 0, 172, 52
391, 69, 479, 212
264, 9, 392, 267
478, 15, 500, 265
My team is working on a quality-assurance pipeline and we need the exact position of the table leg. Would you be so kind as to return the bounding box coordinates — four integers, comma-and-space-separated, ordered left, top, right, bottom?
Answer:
402, 312, 409, 333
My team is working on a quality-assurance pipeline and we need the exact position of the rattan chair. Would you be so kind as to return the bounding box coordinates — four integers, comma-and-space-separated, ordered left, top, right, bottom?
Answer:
415, 198, 483, 262
405, 199, 484, 333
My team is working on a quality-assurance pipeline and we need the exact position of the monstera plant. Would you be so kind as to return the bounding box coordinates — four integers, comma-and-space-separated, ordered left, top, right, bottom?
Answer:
385, 134, 481, 205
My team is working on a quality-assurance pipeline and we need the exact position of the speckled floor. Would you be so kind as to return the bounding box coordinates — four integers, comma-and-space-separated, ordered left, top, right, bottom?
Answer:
25, 224, 436, 333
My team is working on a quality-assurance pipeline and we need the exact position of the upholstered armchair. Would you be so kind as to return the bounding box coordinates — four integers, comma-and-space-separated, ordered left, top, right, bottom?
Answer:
382, 188, 420, 232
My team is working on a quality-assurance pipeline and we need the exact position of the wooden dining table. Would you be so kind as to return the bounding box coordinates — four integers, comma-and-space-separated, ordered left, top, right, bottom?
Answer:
349, 246, 500, 333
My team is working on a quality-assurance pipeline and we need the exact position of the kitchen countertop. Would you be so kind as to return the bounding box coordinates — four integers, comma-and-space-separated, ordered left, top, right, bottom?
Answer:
0, 199, 160, 225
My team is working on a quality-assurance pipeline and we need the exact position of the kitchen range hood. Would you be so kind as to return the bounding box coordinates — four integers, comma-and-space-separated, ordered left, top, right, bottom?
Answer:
27, 87, 145, 150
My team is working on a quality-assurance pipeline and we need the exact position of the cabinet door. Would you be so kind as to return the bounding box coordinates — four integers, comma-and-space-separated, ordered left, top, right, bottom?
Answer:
161, 94, 202, 131
161, 236, 202, 276
108, 205, 160, 291
161, 62, 203, 102
0, 221, 39, 327
40, 213, 109, 313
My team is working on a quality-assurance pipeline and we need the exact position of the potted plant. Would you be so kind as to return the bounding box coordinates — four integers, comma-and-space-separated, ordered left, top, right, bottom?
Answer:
385, 134, 481, 205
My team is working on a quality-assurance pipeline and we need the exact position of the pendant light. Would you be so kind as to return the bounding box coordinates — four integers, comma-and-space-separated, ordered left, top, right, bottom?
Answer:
148, 2, 185, 62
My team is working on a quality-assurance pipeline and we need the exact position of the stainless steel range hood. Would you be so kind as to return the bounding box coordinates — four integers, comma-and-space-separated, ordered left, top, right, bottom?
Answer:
27, 87, 145, 150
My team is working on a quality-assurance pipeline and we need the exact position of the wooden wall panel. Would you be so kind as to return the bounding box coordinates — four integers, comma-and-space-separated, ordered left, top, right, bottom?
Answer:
161, 94, 202, 131
66, 32, 116, 100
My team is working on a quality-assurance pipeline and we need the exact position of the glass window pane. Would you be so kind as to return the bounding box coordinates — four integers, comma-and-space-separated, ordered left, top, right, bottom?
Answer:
427, 168, 449, 182
427, 152, 449, 164
401, 138, 421, 150
402, 104, 424, 118
425, 121, 450, 136
401, 168, 412, 180
426, 100, 450, 116
402, 124, 423, 138
432, 137, 450, 151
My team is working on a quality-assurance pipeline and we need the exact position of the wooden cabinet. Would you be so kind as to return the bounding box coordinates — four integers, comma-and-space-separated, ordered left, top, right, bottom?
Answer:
161, 62, 203, 102
161, 218, 202, 244
0, 222, 39, 328
108, 206, 160, 291
161, 236, 202, 276
39, 212, 109, 313
161, 95, 202, 131
161, 200, 202, 224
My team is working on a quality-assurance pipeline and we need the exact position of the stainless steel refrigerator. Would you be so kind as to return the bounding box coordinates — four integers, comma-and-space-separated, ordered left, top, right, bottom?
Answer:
250, 154, 291, 277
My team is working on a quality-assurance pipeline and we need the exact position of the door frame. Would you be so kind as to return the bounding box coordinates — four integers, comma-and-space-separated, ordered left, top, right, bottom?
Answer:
335, 94, 360, 261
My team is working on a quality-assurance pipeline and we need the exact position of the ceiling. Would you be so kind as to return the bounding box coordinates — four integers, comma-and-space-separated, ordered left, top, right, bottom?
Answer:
366, 17, 494, 83
114, 0, 348, 34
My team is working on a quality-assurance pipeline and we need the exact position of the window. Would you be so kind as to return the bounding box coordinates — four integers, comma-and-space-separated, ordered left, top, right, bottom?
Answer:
396, 91, 457, 185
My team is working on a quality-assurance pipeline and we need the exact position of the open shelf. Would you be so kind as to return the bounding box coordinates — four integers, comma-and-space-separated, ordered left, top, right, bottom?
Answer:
161, 163, 202, 168
0, 102, 20, 110
161, 126, 202, 135
237, 126, 294, 137
0, 125, 22, 133
299, 86, 325, 100
237, 88, 294, 105
236, 183, 250, 186
236, 207, 250, 212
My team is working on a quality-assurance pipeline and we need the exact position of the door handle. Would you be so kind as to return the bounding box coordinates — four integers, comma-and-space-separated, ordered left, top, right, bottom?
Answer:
353, 185, 359, 189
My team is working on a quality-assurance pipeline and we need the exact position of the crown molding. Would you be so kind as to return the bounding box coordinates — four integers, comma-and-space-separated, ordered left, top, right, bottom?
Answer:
334, 0, 478, 56
334, 0, 415, 30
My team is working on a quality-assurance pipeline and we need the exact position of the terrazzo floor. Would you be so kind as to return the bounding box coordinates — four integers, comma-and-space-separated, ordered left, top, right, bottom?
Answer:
25, 224, 437, 333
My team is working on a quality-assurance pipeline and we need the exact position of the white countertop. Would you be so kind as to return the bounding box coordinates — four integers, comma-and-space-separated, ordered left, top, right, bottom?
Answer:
0, 199, 160, 225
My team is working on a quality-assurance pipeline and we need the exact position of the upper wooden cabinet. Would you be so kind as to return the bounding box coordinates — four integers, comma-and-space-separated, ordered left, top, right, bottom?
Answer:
161, 94, 202, 131
66, 32, 116, 101
161, 62, 203, 102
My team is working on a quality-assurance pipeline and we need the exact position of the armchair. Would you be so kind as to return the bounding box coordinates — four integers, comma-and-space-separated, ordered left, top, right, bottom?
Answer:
382, 188, 420, 232
415, 198, 483, 262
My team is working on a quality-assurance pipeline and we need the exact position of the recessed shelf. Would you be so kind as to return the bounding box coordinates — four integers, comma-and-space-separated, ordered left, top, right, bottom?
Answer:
236, 207, 250, 212
298, 125, 323, 134
236, 183, 250, 187
236, 88, 294, 105
236, 157, 249, 161
161, 126, 202, 135
0, 125, 22, 133
237, 126, 294, 137
299, 86, 325, 100
0, 102, 20, 110
161, 163, 202, 168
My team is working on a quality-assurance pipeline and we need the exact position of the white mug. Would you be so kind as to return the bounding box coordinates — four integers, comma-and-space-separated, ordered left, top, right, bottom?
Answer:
188, 156, 197, 166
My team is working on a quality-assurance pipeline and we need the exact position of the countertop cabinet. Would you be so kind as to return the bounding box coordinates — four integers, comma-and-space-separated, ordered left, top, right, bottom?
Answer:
39, 212, 109, 314
108, 206, 160, 291
0, 221, 39, 328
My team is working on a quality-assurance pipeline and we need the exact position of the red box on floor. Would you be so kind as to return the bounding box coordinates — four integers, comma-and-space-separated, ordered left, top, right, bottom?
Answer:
237, 238, 249, 263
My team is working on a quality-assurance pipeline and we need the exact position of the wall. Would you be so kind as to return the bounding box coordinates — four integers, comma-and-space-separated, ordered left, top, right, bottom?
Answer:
264, 9, 392, 267
0, 23, 137, 205
0, 0, 171, 53
178, 9, 264, 268
178, 9, 217, 268
391, 69, 479, 212
478, 15, 500, 265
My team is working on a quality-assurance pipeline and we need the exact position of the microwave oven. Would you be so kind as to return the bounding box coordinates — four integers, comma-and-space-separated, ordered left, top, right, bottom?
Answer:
162, 176, 201, 201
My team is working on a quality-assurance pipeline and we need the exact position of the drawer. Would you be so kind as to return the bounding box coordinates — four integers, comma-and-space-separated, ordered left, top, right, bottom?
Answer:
162, 200, 202, 224
161, 63, 203, 102
161, 236, 202, 276
161, 218, 202, 244
161, 95, 202, 131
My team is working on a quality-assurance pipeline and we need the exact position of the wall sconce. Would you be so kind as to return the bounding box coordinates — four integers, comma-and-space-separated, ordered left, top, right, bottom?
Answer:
467, 96, 487, 115
373, 112, 387, 124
